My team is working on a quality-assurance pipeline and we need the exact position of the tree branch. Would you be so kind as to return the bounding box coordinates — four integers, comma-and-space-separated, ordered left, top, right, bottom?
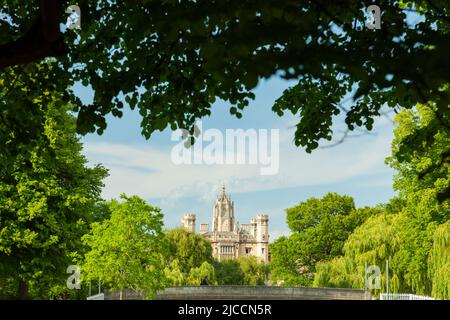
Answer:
425, 0, 450, 25
320, 128, 377, 149
0, 0, 66, 69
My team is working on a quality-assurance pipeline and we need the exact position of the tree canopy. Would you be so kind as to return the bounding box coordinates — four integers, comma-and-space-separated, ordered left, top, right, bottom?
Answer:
1, 1, 448, 176
314, 106, 450, 298
0, 92, 107, 299
163, 227, 216, 286
214, 256, 268, 285
314, 211, 405, 294
164, 227, 214, 275
214, 259, 245, 285
82, 195, 167, 300
428, 220, 450, 299
270, 193, 375, 285
0, 1, 449, 299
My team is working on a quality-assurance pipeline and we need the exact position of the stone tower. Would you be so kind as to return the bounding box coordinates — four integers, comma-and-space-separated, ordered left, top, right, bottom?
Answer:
181, 185, 270, 263
212, 185, 235, 232
255, 214, 269, 262
182, 213, 196, 233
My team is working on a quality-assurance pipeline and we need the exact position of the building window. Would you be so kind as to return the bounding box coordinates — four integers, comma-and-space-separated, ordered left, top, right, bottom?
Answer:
245, 248, 252, 255
220, 246, 234, 255
262, 248, 265, 254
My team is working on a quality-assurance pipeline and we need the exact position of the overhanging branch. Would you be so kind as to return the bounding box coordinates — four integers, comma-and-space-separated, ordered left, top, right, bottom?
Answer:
0, 0, 66, 69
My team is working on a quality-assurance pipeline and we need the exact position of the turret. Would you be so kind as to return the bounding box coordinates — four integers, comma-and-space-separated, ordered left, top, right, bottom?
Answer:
256, 214, 269, 242
182, 213, 196, 233
255, 214, 269, 263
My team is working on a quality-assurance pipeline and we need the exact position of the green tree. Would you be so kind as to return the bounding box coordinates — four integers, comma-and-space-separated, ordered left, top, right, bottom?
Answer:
164, 227, 214, 275
387, 104, 450, 204
163, 259, 185, 287
187, 261, 217, 285
214, 257, 268, 285
214, 260, 245, 285
386, 105, 450, 295
315, 106, 449, 298
313, 256, 356, 290
82, 195, 167, 300
238, 256, 268, 286
0, 83, 107, 299
268, 236, 307, 286
271, 193, 376, 285
164, 259, 217, 286
428, 220, 450, 299
314, 212, 406, 296
1, 2, 449, 192
314, 203, 449, 299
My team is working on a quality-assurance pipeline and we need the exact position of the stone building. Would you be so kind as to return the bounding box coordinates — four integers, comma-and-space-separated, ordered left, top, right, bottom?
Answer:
181, 186, 270, 263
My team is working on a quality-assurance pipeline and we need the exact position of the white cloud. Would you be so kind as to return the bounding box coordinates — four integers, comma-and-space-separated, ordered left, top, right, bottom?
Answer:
82, 115, 395, 202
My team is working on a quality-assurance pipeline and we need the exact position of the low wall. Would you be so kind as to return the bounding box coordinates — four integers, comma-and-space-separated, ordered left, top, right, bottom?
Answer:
104, 286, 372, 300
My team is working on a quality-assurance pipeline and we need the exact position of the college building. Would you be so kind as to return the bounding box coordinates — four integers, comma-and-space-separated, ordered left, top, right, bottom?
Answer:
182, 186, 270, 263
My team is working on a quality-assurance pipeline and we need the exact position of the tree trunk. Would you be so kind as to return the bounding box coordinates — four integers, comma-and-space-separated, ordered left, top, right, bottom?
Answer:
0, 0, 66, 69
18, 281, 29, 300
119, 289, 124, 300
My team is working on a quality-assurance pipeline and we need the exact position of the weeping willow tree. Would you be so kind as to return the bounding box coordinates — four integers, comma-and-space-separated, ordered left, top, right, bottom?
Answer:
163, 260, 185, 286
164, 260, 217, 286
314, 212, 406, 297
386, 105, 450, 296
315, 105, 450, 298
187, 262, 217, 286
313, 256, 357, 290
314, 207, 449, 299
428, 221, 450, 299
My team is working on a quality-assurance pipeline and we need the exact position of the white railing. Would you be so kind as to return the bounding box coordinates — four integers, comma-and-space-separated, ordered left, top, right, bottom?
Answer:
380, 293, 435, 300
87, 293, 105, 300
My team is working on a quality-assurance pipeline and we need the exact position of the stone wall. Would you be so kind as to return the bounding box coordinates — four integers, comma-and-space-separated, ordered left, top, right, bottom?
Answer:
104, 286, 372, 300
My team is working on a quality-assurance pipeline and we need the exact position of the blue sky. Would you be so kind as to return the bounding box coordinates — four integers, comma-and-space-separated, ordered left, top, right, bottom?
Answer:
77, 76, 397, 241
